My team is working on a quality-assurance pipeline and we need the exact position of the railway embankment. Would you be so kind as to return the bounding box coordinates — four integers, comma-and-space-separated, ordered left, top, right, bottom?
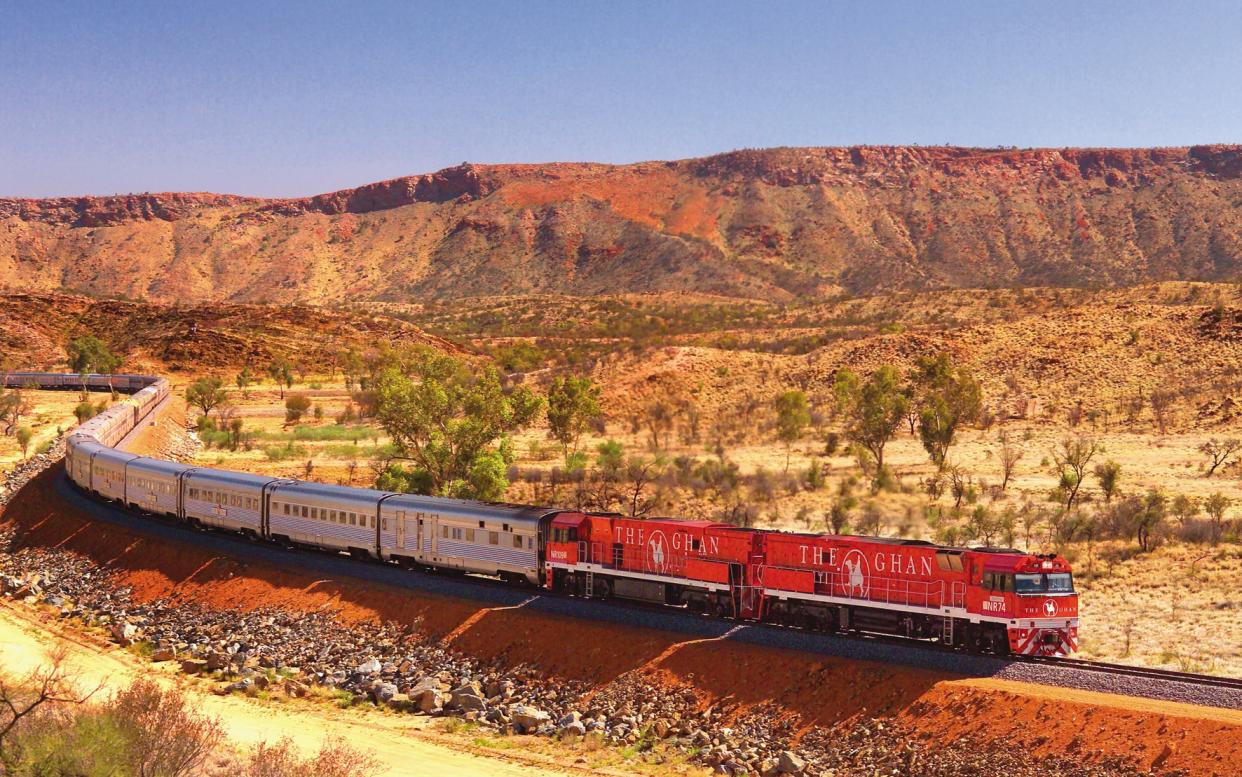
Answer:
3, 465, 1241, 775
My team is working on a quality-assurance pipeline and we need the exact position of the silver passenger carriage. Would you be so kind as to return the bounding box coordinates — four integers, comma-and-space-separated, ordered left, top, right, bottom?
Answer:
182, 469, 274, 535
381, 495, 556, 584
90, 446, 139, 502
268, 481, 387, 558
125, 457, 190, 518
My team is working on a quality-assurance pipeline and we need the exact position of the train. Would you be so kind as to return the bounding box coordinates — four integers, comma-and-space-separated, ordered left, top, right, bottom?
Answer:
4, 371, 1079, 657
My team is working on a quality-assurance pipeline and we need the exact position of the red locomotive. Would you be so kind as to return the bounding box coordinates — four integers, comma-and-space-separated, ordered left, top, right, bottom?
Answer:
547, 514, 1078, 656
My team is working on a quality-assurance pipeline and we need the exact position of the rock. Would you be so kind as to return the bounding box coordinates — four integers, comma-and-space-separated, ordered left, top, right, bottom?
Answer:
151, 647, 176, 662
111, 621, 138, 646
448, 684, 485, 712
559, 720, 587, 737
180, 659, 208, 675
416, 688, 444, 714
512, 705, 550, 733
284, 679, 308, 698
777, 750, 805, 774
557, 711, 581, 728
371, 682, 398, 704
355, 658, 381, 675
205, 651, 229, 671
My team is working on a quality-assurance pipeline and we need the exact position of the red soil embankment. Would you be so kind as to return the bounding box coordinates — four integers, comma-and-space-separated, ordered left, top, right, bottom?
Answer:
3, 466, 1241, 775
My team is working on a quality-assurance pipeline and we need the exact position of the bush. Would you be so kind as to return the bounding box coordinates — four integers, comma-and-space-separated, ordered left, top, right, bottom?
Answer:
264, 442, 308, 461
242, 736, 379, 777
291, 425, 376, 442
1177, 517, 1216, 544
7, 679, 221, 776
285, 394, 312, 423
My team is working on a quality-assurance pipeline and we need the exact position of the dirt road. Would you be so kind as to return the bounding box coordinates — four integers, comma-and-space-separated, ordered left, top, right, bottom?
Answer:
0, 601, 602, 777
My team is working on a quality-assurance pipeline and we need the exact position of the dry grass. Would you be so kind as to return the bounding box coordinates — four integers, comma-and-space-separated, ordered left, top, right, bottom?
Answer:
0, 390, 84, 476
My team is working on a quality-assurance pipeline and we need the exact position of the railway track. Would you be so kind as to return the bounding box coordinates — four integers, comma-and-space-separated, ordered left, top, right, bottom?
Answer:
31, 468, 1242, 711
1020, 655, 1242, 692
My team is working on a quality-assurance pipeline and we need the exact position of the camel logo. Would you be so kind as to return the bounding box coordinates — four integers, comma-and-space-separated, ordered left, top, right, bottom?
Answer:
1042, 599, 1057, 617
841, 549, 869, 598
647, 530, 668, 574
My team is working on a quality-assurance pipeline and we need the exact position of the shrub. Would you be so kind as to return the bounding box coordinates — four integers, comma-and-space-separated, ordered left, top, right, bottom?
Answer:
241, 736, 379, 777
285, 394, 312, 423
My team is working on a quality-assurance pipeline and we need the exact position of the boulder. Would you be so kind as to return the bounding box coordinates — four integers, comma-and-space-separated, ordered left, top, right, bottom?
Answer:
512, 705, 550, 733
371, 682, 399, 704
151, 647, 176, 663
559, 720, 587, 737
448, 684, 485, 712
355, 658, 382, 675
205, 651, 229, 671
416, 688, 445, 714
110, 621, 138, 646
777, 750, 805, 774
180, 659, 208, 675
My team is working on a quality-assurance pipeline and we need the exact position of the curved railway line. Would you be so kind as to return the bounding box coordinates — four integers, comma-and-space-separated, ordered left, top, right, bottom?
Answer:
4, 371, 1242, 712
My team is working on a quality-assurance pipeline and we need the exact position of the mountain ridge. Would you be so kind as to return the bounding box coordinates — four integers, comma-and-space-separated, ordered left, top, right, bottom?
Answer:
3, 145, 1241, 302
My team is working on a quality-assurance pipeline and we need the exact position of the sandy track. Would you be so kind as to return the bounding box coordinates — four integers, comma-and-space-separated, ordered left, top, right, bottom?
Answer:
0, 602, 601, 777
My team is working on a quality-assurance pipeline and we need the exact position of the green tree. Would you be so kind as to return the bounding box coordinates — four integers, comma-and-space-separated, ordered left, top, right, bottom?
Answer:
373, 349, 542, 499
773, 390, 810, 472
1203, 492, 1231, 546
834, 366, 909, 479
66, 335, 121, 388
185, 378, 228, 419
0, 390, 30, 436
15, 426, 32, 460
1093, 460, 1121, 504
546, 375, 602, 461
267, 357, 294, 399
235, 366, 254, 399
912, 353, 982, 468
1137, 489, 1166, 552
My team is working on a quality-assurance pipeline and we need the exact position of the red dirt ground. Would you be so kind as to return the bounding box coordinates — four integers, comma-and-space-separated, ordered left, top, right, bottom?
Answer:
3, 466, 1240, 775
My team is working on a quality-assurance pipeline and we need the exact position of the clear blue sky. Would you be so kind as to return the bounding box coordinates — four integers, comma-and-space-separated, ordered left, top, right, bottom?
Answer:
2, 1, 1240, 198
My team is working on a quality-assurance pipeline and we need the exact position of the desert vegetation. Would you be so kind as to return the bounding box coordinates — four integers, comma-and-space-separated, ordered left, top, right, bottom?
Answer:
0, 649, 377, 776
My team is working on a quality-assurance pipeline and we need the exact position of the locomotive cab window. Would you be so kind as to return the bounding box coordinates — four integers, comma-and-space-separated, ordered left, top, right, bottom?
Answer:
552, 527, 578, 543
1015, 573, 1075, 594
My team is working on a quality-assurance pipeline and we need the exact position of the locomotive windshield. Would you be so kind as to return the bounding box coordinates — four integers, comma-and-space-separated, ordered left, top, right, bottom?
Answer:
1014, 572, 1074, 594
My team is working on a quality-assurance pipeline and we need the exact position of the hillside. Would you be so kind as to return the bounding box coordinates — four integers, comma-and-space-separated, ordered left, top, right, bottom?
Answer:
3, 146, 1242, 304
0, 292, 459, 373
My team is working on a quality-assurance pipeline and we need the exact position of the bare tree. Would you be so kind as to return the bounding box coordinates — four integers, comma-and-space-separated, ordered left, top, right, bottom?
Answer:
625, 456, 664, 517
0, 645, 101, 762
1051, 435, 1101, 511
644, 400, 675, 451
998, 431, 1023, 492
1199, 438, 1242, 477
1150, 390, 1175, 434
